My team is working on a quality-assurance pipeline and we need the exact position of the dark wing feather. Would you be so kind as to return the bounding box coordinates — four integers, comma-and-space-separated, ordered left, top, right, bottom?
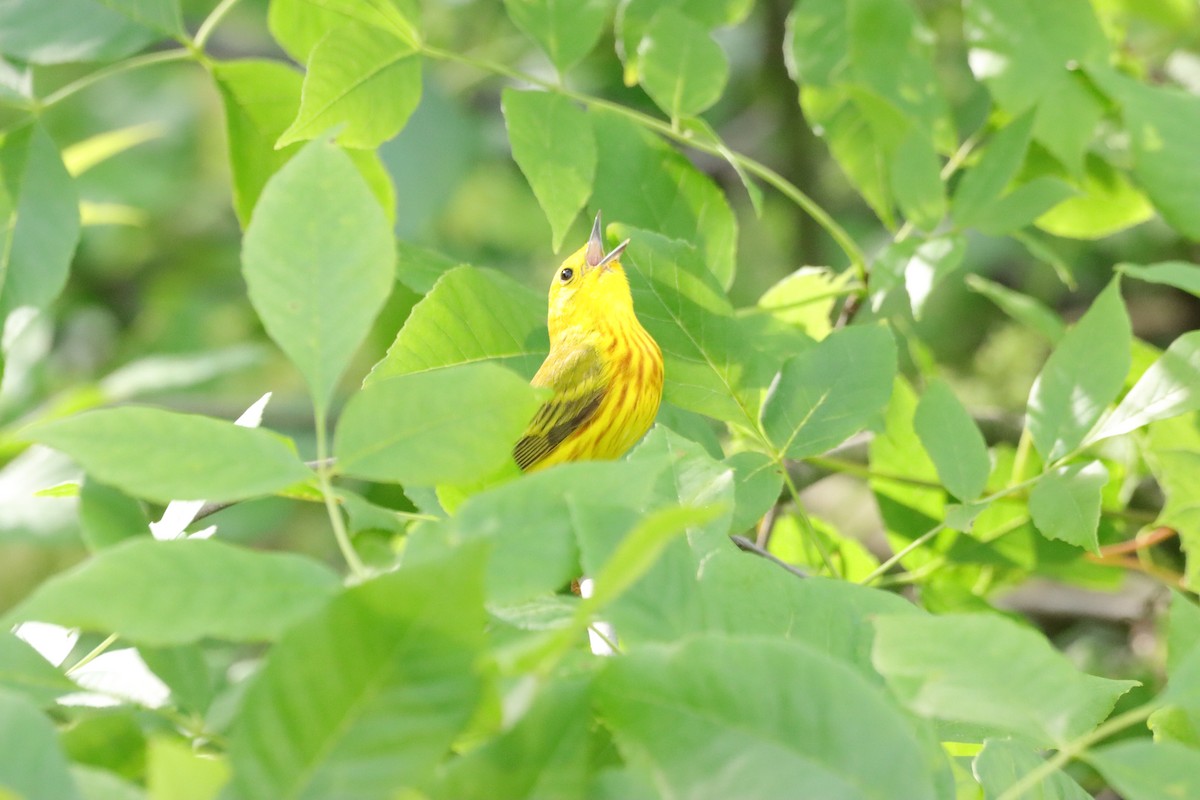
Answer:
513, 343, 606, 471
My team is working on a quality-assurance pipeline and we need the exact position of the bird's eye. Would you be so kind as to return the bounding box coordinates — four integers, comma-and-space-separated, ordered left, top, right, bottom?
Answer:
559, 267, 573, 282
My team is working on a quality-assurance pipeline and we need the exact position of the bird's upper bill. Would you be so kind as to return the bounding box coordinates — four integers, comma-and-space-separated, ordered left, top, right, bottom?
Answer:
586, 211, 629, 272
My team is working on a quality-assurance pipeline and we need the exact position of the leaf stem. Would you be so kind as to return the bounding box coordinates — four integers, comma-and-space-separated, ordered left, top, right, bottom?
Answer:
66, 633, 119, 675
313, 405, 365, 579
418, 43, 868, 281
38, 49, 194, 112
194, 0, 245, 51
860, 523, 945, 585
996, 703, 1157, 800
779, 463, 840, 578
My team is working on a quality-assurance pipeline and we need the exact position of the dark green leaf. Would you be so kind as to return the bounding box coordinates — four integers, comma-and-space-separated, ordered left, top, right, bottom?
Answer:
503, 0, 609, 74
28, 407, 312, 504
974, 176, 1077, 236
279, 23, 421, 150
951, 112, 1035, 228
590, 109, 737, 289
0, 689, 81, 799
914, 379, 990, 501
1089, 740, 1200, 800
335, 363, 543, 485
638, 9, 729, 120
367, 265, 547, 383
1028, 461, 1107, 553
4, 539, 339, 645
761, 324, 896, 460
0, 0, 155, 63
502, 90, 596, 251
617, 0, 751, 85
0, 124, 80, 315
242, 138, 396, 410
0, 631, 79, 707
596, 635, 943, 799
973, 738, 1091, 800
1027, 278, 1131, 462
227, 545, 486, 800
872, 613, 1136, 746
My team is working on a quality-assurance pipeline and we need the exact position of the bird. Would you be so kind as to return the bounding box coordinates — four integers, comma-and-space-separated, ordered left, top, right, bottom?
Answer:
513, 212, 664, 472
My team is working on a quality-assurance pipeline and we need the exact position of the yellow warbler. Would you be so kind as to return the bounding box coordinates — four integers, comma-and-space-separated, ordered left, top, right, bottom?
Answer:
513, 213, 664, 471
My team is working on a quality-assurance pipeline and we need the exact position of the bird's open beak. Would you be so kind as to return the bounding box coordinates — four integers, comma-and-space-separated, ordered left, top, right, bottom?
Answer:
585, 211, 628, 271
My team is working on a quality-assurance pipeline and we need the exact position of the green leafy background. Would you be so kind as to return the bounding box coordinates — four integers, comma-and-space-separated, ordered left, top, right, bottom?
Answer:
1, 0, 1200, 798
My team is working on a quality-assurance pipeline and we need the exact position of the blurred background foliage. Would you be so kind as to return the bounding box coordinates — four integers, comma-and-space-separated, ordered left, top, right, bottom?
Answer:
1, 0, 1198, 651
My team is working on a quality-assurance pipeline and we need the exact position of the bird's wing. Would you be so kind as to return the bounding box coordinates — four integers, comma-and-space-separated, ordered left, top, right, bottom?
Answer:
513, 343, 606, 471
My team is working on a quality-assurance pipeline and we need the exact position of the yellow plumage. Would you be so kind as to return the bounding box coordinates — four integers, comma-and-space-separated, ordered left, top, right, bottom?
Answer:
514, 213, 664, 472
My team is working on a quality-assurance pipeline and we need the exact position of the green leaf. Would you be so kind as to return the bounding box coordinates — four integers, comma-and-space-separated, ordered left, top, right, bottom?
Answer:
1088, 331, 1200, 442
242, 138, 396, 411
97, 0, 182, 35
761, 324, 896, 460
502, 90, 596, 252
71, 766, 144, 800
757, 266, 849, 340
974, 176, 1077, 237
638, 9, 729, 120
335, 363, 544, 485
0, 690, 81, 800
0, 0, 155, 64
4, 539, 339, 645
914, 379, 990, 501
617, 227, 780, 429
1089, 740, 1200, 800
1168, 592, 1200, 674
965, 275, 1065, 344
973, 738, 1091, 800
962, 0, 1109, 172
951, 112, 1035, 228
367, 265, 547, 383
1028, 461, 1108, 553
1145, 416, 1200, 590
1027, 278, 1131, 462
726, 450, 782, 535
213, 60, 306, 228
503, 0, 609, 74
79, 479, 147, 550
1036, 156, 1155, 240
0, 631, 79, 707
872, 613, 1137, 746
590, 109, 737, 289
0, 124, 80, 315
227, 545, 485, 800
874, 235, 966, 317
28, 406, 312, 504
146, 737, 228, 800
1119, 261, 1200, 298
786, 0, 952, 139
449, 458, 667, 604
278, 23, 421, 150
1092, 67, 1200, 240
889, 127, 947, 232
596, 635, 943, 799
436, 678, 592, 800
267, 0, 421, 59
617, 0, 751, 86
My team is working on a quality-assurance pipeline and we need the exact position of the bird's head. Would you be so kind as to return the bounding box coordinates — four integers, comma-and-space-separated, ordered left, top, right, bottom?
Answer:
546, 212, 633, 338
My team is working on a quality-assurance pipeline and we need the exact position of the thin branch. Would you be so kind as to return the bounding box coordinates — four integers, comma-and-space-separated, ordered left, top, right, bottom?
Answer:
755, 503, 780, 549
38, 49, 193, 111
1096, 526, 1177, 557
194, 0, 245, 51
731, 535, 809, 579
